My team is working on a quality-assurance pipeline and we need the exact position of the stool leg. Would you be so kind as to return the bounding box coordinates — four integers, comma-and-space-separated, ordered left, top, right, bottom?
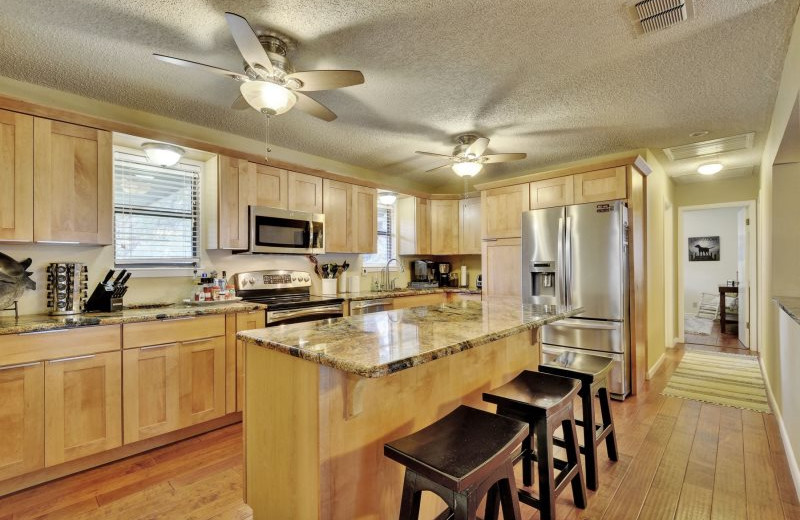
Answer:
398, 469, 422, 520
563, 415, 587, 509
498, 467, 523, 520
452, 491, 470, 520
599, 387, 619, 461
581, 387, 599, 491
535, 419, 557, 520
484, 484, 500, 520
522, 434, 533, 487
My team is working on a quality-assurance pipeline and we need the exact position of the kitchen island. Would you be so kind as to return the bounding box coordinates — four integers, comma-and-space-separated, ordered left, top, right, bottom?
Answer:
238, 299, 582, 519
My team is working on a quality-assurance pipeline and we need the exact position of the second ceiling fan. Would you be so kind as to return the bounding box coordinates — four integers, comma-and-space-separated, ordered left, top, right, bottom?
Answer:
416, 135, 526, 177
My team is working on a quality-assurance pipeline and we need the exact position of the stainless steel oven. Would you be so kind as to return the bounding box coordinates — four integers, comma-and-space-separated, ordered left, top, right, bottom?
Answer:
266, 303, 343, 326
244, 206, 325, 255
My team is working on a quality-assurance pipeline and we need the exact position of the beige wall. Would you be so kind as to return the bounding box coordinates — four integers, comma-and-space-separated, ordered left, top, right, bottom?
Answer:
673, 176, 759, 207
772, 163, 800, 295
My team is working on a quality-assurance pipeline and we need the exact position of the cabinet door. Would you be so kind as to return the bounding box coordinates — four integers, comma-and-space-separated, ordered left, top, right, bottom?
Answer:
481, 184, 530, 239
481, 238, 522, 297
430, 199, 460, 255
397, 197, 430, 255
218, 155, 249, 250
235, 311, 265, 412
323, 179, 353, 253
0, 110, 33, 242
33, 118, 112, 244
44, 352, 121, 466
122, 344, 180, 443
179, 337, 226, 427
352, 186, 377, 254
251, 163, 288, 209
459, 197, 481, 255
530, 177, 574, 209
0, 362, 44, 480
288, 171, 323, 213
573, 166, 627, 203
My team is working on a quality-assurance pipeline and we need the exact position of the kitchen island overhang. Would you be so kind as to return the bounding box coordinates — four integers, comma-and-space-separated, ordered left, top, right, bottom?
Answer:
238, 300, 583, 519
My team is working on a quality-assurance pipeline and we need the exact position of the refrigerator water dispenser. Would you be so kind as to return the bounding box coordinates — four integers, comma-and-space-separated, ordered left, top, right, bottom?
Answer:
530, 261, 557, 298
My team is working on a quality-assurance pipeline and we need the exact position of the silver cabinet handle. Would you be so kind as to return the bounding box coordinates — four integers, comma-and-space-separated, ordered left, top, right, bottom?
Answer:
49, 354, 95, 364
268, 305, 342, 321
182, 337, 216, 346
0, 361, 40, 371
159, 316, 196, 322
140, 343, 174, 351
20, 328, 70, 336
37, 240, 81, 245
482, 238, 499, 242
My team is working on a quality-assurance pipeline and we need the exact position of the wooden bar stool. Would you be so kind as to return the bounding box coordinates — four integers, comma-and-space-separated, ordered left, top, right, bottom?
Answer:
539, 352, 619, 491
483, 371, 587, 520
384, 405, 528, 520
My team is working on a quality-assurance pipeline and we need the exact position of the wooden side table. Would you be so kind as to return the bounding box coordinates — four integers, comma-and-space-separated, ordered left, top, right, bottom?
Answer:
719, 285, 739, 334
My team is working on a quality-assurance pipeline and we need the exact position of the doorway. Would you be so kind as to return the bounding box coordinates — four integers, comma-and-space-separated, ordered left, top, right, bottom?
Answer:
677, 201, 757, 350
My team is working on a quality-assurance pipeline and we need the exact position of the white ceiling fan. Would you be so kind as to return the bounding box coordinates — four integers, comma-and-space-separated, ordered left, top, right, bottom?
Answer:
415, 134, 527, 177
153, 12, 364, 122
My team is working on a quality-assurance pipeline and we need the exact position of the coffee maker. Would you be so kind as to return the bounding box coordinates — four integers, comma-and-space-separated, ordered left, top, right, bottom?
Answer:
410, 260, 436, 284
434, 262, 451, 287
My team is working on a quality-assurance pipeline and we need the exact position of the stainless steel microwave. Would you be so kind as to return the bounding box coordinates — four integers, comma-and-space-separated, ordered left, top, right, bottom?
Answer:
243, 206, 325, 255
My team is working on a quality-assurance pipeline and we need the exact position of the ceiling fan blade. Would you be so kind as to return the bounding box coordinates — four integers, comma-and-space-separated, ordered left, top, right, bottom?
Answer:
294, 92, 337, 122
415, 151, 453, 158
224, 12, 274, 76
153, 54, 248, 81
286, 70, 364, 92
425, 163, 452, 173
231, 94, 250, 110
482, 153, 527, 163
465, 137, 490, 157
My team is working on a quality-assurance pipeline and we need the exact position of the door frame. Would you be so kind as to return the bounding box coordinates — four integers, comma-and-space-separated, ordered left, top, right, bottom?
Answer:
676, 199, 758, 350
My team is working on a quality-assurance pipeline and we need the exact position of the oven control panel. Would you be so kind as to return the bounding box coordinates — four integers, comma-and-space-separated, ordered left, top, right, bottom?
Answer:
233, 270, 312, 290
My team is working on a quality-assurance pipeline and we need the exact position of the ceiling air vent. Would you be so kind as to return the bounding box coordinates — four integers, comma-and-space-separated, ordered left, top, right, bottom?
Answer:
663, 132, 755, 161
634, 0, 690, 34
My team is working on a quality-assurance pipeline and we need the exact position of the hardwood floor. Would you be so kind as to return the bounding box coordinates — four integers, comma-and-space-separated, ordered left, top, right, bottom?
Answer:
0, 344, 796, 519
685, 319, 747, 349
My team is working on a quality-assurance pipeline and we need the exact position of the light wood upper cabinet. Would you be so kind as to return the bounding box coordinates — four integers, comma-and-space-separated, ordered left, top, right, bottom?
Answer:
122, 344, 180, 444
481, 184, 530, 239
233, 311, 265, 413
0, 361, 44, 481
397, 196, 430, 256
352, 185, 377, 254
33, 118, 112, 244
251, 163, 288, 210
44, 351, 122, 466
288, 171, 323, 213
459, 197, 481, 255
530, 177, 574, 209
0, 110, 33, 242
430, 199, 460, 255
481, 238, 522, 298
573, 166, 627, 204
179, 336, 226, 427
218, 156, 249, 250
323, 179, 353, 253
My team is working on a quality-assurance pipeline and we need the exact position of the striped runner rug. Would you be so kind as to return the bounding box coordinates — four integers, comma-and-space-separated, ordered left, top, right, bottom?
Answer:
662, 350, 771, 413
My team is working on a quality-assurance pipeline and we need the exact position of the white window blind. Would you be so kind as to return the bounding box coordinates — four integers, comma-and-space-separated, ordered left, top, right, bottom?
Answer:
363, 203, 396, 267
113, 151, 200, 266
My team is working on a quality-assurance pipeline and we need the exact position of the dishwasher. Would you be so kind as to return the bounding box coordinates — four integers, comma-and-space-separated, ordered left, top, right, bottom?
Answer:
350, 298, 394, 315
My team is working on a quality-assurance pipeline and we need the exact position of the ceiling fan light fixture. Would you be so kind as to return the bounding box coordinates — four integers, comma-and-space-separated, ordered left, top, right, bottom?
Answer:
451, 161, 483, 177
378, 191, 397, 205
240, 80, 297, 115
141, 142, 185, 166
697, 162, 723, 175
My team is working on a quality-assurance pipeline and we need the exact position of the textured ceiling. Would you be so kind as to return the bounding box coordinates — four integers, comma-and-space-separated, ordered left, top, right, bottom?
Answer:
0, 0, 797, 190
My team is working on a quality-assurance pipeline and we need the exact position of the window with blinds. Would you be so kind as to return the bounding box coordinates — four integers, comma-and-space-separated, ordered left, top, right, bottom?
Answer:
362, 203, 396, 267
113, 150, 201, 267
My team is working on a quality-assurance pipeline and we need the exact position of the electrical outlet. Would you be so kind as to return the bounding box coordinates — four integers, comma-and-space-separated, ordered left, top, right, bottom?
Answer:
362, 267, 368, 275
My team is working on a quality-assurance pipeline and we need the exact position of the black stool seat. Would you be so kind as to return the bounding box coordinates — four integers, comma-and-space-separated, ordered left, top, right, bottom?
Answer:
385, 405, 528, 519
539, 352, 619, 491
483, 371, 587, 520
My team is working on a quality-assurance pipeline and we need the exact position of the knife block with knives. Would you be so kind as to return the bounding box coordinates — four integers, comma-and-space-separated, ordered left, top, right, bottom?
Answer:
86, 269, 131, 312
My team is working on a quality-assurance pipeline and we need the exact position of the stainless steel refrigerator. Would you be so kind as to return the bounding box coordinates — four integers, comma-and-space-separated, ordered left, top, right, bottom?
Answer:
522, 200, 630, 399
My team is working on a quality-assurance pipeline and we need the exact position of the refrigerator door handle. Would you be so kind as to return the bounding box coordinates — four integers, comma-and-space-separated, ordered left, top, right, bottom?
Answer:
556, 217, 564, 305
565, 216, 573, 307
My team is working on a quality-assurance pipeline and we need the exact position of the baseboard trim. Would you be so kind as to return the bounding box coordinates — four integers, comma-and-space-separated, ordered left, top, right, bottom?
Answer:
647, 352, 666, 380
672, 337, 681, 348
759, 358, 800, 500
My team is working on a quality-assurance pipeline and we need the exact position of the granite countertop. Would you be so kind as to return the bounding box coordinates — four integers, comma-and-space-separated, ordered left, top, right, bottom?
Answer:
238, 300, 582, 378
0, 301, 265, 335
774, 296, 800, 324
342, 288, 482, 301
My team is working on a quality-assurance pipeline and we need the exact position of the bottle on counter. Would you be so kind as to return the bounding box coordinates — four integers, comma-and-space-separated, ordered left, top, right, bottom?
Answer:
226, 282, 236, 300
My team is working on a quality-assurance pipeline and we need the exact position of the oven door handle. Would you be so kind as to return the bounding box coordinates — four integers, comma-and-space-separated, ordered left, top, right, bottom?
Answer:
268, 305, 342, 323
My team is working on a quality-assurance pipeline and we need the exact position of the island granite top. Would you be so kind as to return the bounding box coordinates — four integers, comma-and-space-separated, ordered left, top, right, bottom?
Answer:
237, 299, 582, 378
774, 296, 800, 325
0, 301, 265, 335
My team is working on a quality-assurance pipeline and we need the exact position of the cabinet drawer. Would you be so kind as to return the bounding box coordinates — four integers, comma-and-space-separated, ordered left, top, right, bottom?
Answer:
0, 325, 121, 366
123, 315, 225, 349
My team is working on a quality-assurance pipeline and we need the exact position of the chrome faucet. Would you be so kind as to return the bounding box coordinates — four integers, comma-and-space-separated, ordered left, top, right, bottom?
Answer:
383, 258, 403, 291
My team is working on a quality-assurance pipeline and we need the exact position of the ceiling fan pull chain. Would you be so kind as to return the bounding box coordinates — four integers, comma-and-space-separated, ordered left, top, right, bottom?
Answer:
264, 111, 272, 162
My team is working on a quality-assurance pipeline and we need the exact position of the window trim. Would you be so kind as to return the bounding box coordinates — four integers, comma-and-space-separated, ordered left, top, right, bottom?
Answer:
362, 202, 398, 268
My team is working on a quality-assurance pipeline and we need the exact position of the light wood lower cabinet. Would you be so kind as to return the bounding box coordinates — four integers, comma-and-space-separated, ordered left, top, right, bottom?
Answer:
0, 362, 44, 481
234, 311, 265, 412
44, 352, 122, 466
481, 238, 522, 297
123, 344, 180, 443
179, 337, 226, 427
392, 293, 447, 309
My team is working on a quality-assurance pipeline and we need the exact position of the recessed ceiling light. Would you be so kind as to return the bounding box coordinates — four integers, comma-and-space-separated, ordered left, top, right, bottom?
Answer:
697, 163, 723, 175
689, 131, 709, 138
